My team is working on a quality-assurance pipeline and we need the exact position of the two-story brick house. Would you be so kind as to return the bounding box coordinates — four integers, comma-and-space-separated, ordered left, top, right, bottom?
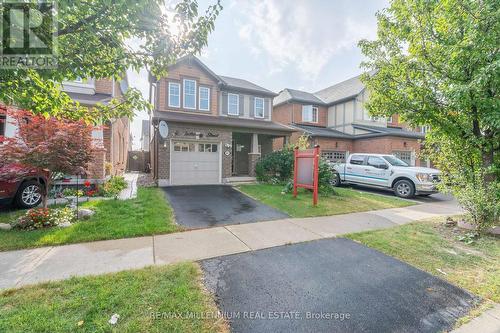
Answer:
149, 56, 293, 186
1, 77, 130, 182
273, 73, 428, 166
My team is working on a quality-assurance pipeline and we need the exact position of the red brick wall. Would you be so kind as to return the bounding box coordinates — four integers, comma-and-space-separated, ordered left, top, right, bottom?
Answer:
88, 150, 105, 179
272, 103, 327, 126
94, 79, 113, 94
314, 137, 354, 153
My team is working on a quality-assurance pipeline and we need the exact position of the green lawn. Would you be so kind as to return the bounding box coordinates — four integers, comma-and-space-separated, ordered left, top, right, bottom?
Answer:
346, 217, 500, 323
238, 184, 414, 218
0, 188, 178, 251
0, 263, 226, 333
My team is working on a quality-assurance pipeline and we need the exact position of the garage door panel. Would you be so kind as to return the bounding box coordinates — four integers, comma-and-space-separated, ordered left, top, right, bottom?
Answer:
171, 141, 220, 185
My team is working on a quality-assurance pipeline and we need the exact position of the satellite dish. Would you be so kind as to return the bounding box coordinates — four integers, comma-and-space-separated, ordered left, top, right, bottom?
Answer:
158, 120, 169, 139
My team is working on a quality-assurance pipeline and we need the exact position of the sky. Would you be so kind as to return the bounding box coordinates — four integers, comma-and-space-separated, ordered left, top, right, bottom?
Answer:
128, 0, 389, 149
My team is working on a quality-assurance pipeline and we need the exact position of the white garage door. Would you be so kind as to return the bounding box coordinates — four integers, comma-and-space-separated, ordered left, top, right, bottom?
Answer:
171, 141, 220, 185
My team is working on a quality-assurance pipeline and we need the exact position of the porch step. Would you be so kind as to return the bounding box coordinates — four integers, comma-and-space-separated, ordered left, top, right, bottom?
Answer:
226, 176, 257, 185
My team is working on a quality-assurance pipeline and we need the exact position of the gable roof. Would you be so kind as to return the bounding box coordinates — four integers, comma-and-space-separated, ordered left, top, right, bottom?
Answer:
164, 55, 276, 97
273, 88, 325, 107
275, 70, 376, 106
314, 72, 370, 105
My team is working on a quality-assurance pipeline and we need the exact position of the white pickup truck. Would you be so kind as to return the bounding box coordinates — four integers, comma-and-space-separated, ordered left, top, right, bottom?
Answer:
330, 153, 440, 198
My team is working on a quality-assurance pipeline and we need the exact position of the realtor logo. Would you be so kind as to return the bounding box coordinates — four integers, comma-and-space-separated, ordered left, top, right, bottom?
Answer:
0, 0, 57, 68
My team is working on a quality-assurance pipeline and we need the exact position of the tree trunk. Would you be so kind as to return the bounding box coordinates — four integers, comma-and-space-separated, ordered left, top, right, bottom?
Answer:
42, 176, 52, 209
482, 147, 496, 184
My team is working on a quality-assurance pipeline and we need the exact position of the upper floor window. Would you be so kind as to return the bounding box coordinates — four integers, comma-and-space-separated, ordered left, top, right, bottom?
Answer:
168, 82, 180, 108
254, 97, 264, 118
302, 105, 318, 123
228, 93, 239, 116
183, 79, 196, 109
199, 86, 210, 111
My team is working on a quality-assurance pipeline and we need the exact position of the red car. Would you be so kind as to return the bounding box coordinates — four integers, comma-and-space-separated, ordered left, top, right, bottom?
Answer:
0, 164, 48, 209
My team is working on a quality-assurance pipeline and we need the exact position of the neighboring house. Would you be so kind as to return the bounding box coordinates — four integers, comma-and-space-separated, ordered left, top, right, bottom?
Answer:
62, 77, 130, 180
0, 77, 130, 182
140, 119, 150, 151
149, 56, 293, 186
273, 73, 429, 167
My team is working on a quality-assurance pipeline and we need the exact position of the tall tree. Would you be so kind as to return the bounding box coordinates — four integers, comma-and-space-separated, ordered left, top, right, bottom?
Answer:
0, 107, 98, 207
0, 0, 222, 123
359, 0, 499, 229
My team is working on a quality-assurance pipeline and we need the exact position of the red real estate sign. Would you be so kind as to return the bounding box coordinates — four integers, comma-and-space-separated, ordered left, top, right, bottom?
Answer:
293, 145, 320, 206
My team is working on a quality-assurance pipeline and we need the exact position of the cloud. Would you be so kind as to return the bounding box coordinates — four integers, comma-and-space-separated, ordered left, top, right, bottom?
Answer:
236, 0, 378, 80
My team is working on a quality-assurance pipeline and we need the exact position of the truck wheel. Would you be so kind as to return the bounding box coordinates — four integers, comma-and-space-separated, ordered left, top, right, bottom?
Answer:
15, 181, 43, 209
331, 172, 341, 187
393, 179, 415, 198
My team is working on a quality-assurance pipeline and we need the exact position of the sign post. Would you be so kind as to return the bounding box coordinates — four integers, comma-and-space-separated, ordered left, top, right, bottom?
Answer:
293, 145, 320, 206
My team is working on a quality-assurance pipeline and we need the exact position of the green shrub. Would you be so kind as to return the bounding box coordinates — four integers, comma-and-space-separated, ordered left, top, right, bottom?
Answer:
255, 148, 294, 183
454, 178, 500, 233
257, 148, 335, 194
102, 176, 128, 197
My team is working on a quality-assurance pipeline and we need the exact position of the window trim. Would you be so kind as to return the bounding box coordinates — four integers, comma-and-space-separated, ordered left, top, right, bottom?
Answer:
302, 105, 318, 123
183, 79, 197, 110
168, 82, 181, 108
198, 86, 210, 111
227, 93, 240, 116
311, 106, 318, 123
254, 97, 265, 118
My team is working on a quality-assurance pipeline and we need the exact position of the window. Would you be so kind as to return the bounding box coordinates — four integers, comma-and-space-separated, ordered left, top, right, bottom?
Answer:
302, 105, 318, 123
173, 141, 195, 152
350, 155, 365, 165
367, 156, 387, 168
199, 87, 210, 111
322, 151, 346, 163
0, 114, 5, 136
168, 82, 180, 107
387, 116, 393, 123
183, 79, 196, 109
254, 97, 264, 118
421, 125, 430, 134
392, 151, 412, 165
228, 93, 239, 115
199, 143, 218, 153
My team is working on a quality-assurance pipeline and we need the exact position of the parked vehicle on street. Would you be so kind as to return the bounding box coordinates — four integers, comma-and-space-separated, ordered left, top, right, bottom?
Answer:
330, 153, 440, 198
0, 164, 48, 208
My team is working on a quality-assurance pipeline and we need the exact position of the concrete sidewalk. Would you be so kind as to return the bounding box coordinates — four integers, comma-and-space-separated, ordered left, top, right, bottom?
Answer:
451, 304, 500, 333
0, 200, 462, 290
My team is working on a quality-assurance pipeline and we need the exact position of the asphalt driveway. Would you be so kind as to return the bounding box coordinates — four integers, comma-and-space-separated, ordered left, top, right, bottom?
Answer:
162, 185, 289, 228
201, 238, 477, 333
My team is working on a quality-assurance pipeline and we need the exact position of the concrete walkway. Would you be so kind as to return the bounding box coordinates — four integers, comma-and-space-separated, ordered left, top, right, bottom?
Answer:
0, 200, 462, 290
451, 304, 500, 333
118, 172, 138, 200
